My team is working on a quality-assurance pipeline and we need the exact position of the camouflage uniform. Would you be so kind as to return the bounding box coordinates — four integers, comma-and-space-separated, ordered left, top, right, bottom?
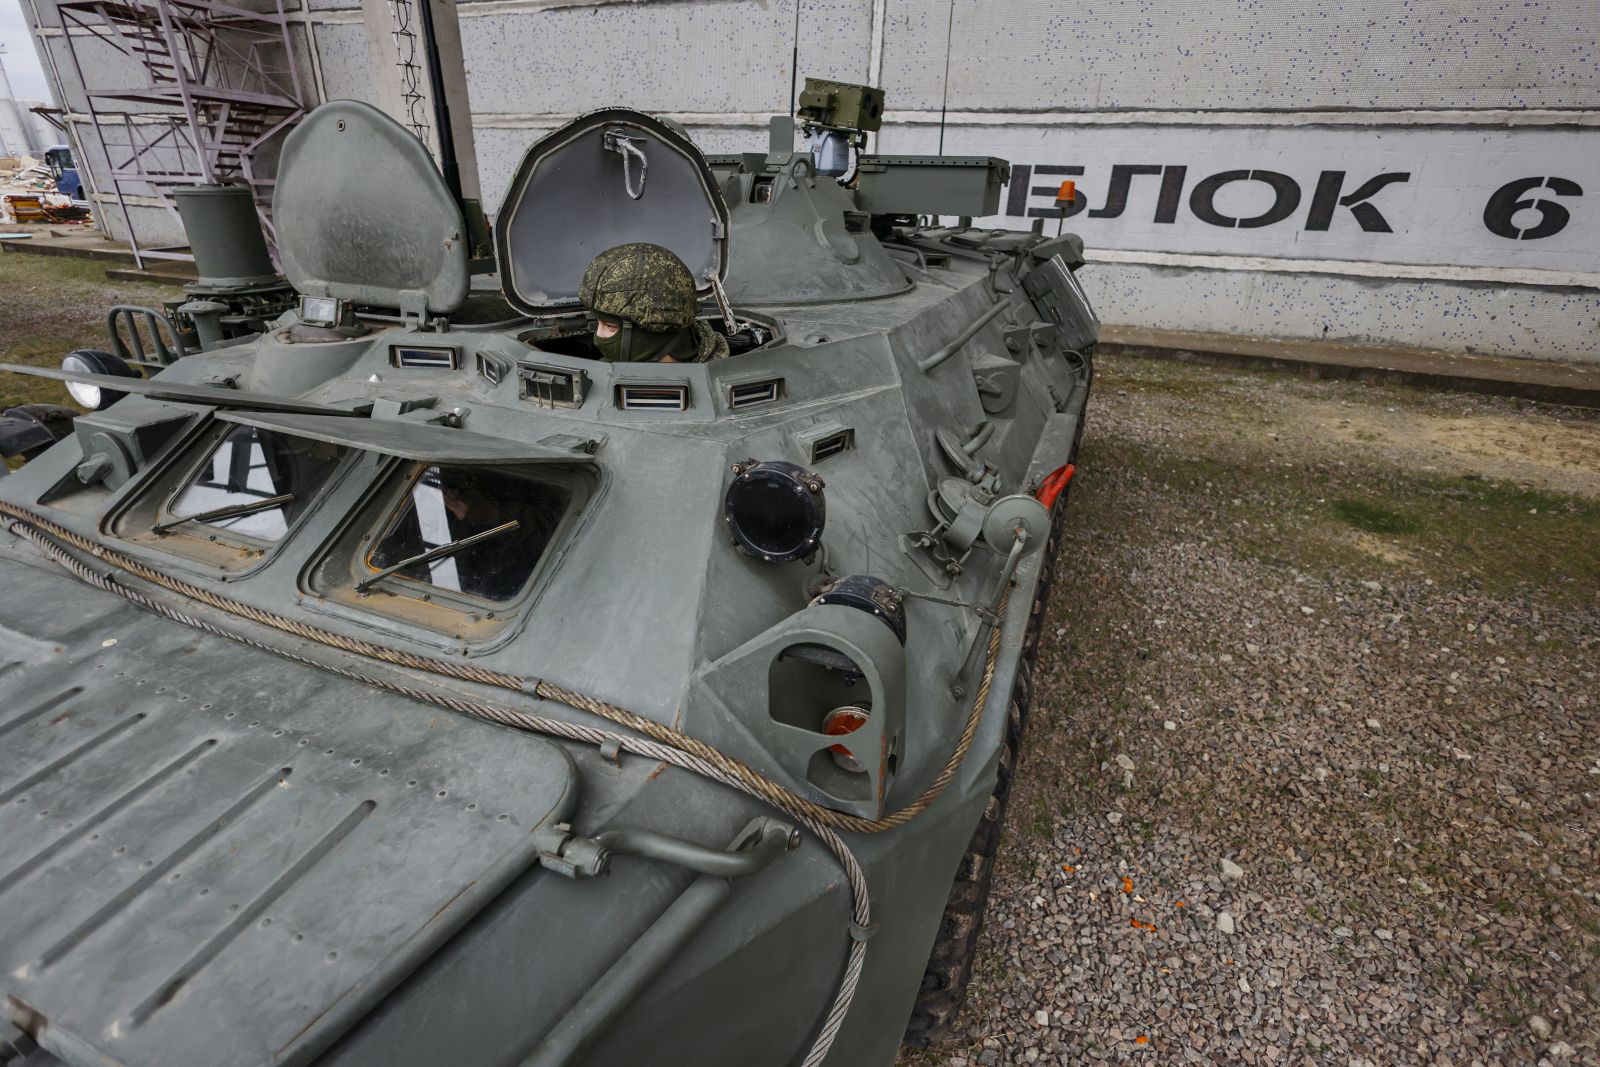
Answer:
578, 242, 729, 363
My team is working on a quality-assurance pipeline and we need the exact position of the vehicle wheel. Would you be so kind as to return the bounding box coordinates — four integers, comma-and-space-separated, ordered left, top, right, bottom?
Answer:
901, 689, 1027, 1047
901, 470, 1076, 1048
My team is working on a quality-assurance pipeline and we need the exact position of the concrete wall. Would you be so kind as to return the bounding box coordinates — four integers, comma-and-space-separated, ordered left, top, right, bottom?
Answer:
25, 0, 1600, 361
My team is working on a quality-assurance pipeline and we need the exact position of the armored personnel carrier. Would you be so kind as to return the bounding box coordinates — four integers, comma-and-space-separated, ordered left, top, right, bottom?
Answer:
0, 81, 1096, 1067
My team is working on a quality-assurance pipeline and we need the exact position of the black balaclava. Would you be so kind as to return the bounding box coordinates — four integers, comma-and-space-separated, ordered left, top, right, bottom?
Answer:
594, 318, 693, 362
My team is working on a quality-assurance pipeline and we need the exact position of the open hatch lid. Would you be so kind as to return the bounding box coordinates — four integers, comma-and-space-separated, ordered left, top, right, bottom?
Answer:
496, 108, 729, 317
273, 101, 470, 316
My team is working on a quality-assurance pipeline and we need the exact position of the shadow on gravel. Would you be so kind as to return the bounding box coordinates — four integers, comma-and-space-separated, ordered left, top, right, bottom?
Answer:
901, 355, 1599, 1067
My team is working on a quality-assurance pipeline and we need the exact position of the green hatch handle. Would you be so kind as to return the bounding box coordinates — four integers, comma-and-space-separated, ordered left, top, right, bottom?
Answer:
918, 298, 1012, 373
593, 819, 799, 878
535, 816, 798, 881
602, 128, 649, 200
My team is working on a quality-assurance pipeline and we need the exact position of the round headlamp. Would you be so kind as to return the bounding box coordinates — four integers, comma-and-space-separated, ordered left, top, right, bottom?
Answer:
60, 349, 137, 410
724, 459, 826, 563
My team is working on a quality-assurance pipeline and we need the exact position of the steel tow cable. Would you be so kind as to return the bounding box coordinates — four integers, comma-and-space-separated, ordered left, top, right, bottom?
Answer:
0, 499, 1006, 837
0, 503, 1015, 1066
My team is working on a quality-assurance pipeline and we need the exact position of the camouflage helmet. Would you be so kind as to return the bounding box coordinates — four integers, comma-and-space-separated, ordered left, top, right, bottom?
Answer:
578, 243, 699, 332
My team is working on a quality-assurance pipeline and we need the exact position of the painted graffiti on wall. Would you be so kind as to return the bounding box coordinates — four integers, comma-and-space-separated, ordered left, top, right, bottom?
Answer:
915, 125, 1600, 274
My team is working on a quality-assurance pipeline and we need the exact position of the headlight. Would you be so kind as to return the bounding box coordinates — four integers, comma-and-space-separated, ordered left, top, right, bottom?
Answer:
299, 294, 346, 327
60, 349, 137, 410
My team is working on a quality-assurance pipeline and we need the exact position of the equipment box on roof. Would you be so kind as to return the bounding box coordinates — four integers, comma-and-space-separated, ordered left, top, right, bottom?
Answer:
852, 156, 1010, 218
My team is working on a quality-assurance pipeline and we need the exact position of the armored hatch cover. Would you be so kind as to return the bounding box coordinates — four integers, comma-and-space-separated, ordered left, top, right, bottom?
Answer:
273, 100, 470, 316
496, 108, 729, 316
0, 557, 574, 1067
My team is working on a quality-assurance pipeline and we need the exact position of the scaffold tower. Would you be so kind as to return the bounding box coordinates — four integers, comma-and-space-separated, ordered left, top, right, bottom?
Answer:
56, 0, 305, 267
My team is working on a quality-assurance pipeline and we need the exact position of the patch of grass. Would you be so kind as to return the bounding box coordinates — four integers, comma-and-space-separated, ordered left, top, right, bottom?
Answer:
1438, 476, 1600, 521
1406, 477, 1600, 599
1090, 356, 1600, 603
0, 247, 128, 289
1330, 497, 1420, 535
0, 248, 184, 409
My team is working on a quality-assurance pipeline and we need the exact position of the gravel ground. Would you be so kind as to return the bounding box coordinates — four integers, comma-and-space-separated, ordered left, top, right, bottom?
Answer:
902, 356, 1600, 1067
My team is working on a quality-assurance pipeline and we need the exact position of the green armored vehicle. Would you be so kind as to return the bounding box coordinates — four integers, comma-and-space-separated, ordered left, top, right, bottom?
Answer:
0, 80, 1096, 1066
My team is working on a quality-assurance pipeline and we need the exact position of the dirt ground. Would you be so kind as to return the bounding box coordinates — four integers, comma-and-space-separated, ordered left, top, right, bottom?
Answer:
902, 359, 1599, 1066
0, 244, 184, 409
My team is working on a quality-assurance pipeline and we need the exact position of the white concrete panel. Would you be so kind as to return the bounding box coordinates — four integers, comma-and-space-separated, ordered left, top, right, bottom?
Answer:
94, 199, 186, 246
879, 0, 1600, 111
284, 24, 323, 104
313, 21, 382, 106
23, 1, 63, 31
43, 34, 155, 113
1082, 262, 1600, 363
93, 124, 193, 179
474, 123, 554, 212
456, 0, 872, 116
884, 121, 1599, 276
232, 0, 301, 15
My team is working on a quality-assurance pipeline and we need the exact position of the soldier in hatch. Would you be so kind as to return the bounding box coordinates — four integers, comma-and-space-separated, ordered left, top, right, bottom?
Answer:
578, 242, 730, 363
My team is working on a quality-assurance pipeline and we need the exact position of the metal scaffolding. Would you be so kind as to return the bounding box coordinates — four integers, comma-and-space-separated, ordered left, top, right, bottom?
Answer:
56, 0, 305, 267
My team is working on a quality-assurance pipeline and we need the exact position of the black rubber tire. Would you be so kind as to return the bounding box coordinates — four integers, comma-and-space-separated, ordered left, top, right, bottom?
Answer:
900, 690, 1028, 1047
901, 465, 1076, 1048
